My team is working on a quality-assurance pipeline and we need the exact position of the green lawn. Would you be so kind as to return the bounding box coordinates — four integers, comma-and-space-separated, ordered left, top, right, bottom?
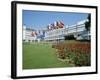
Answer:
23, 42, 74, 69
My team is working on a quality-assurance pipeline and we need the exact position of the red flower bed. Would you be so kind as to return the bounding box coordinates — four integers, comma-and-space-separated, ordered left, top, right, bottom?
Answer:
52, 42, 91, 66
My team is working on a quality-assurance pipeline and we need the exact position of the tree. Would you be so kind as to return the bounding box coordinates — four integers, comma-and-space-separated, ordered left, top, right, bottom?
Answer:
85, 14, 91, 31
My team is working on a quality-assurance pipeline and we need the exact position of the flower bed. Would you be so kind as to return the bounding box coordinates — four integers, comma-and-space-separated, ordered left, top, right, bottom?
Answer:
52, 42, 91, 66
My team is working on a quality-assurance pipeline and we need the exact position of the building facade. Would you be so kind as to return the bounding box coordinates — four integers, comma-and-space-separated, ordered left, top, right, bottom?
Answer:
23, 20, 90, 42
23, 26, 37, 42
44, 20, 90, 41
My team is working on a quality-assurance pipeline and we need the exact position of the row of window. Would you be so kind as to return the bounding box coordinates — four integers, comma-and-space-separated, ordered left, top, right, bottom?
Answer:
45, 25, 85, 38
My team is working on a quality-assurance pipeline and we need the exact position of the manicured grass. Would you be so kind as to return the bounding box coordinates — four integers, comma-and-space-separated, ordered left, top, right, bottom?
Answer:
23, 42, 74, 69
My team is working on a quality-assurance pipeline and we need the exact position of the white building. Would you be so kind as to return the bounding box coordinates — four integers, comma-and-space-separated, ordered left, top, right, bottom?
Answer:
23, 19, 90, 42
23, 25, 37, 42
44, 19, 90, 41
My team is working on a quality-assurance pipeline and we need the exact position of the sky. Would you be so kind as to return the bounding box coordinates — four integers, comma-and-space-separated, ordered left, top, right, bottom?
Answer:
22, 10, 88, 30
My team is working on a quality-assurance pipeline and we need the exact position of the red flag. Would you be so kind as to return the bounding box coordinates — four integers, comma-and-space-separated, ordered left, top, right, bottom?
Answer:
60, 21, 64, 26
31, 32, 35, 36
59, 21, 64, 28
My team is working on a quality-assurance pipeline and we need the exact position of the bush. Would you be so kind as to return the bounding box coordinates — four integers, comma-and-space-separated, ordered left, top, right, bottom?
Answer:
57, 48, 66, 59
68, 52, 91, 66
64, 35, 76, 40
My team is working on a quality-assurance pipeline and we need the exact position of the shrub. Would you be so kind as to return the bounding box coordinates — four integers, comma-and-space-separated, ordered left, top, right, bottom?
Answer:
69, 52, 91, 66
64, 35, 76, 40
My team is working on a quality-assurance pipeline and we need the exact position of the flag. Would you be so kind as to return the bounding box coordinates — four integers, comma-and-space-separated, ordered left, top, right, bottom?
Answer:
35, 32, 38, 35
31, 32, 35, 36
60, 21, 64, 26
59, 21, 64, 28
56, 21, 59, 26
31, 31, 38, 36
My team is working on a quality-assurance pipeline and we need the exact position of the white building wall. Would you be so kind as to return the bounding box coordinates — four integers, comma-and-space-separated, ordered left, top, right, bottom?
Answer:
23, 26, 37, 42
23, 19, 90, 42
44, 19, 89, 41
